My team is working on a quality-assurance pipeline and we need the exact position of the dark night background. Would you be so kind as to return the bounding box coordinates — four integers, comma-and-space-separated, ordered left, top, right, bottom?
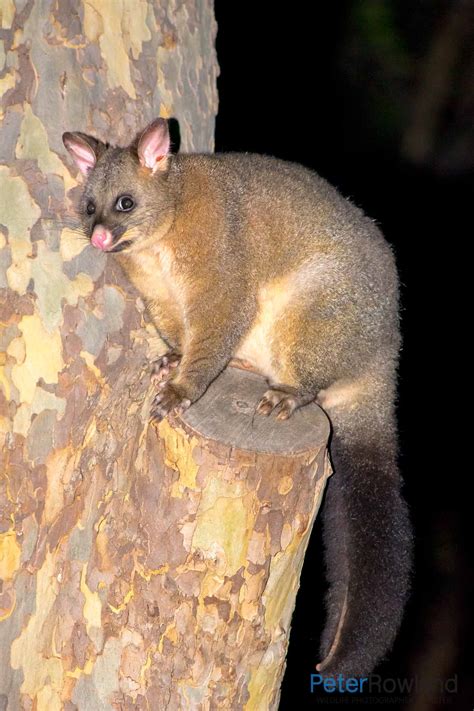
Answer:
214, 1, 472, 709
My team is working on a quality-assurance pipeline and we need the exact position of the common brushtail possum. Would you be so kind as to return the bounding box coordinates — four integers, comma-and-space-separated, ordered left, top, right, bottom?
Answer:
63, 118, 412, 677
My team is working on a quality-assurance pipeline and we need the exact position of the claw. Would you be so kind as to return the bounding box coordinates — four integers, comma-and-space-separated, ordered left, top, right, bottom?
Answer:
256, 396, 275, 416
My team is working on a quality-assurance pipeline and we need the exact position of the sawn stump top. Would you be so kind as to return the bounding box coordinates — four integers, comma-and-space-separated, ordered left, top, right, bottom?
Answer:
180, 366, 330, 455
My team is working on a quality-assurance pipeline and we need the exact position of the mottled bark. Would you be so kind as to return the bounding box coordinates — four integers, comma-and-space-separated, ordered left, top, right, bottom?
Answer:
0, 2, 332, 709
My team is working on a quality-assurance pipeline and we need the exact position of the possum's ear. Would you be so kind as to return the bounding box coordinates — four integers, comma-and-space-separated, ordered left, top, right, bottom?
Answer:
136, 118, 170, 173
62, 132, 105, 176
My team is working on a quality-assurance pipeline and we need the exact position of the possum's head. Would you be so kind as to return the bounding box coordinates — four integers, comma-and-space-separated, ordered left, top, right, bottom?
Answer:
62, 119, 174, 253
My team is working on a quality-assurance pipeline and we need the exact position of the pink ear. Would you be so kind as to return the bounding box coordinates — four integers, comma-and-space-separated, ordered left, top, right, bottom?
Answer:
62, 133, 98, 176
137, 119, 170, 173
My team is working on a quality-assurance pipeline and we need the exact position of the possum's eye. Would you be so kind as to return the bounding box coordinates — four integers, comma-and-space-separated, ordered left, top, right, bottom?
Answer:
116, 195, 135, 212
86, 201, 95, 215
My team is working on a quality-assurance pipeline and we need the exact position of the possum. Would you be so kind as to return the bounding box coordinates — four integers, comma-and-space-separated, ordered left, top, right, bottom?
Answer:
63, 118, 412, 676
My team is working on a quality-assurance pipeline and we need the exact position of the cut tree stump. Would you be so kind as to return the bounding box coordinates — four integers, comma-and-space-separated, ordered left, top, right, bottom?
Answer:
149, 367, 332, 709
1, 365, 331, 710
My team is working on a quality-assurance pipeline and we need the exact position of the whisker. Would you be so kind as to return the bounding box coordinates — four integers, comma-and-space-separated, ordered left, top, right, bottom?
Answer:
41, 217, 86, 232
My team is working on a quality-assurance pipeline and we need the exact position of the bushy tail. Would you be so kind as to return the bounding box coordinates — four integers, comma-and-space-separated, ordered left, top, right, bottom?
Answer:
317, 400, 412, 677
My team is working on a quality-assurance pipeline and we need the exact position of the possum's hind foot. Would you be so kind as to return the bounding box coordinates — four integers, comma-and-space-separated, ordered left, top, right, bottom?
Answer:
256, 387, 315, 420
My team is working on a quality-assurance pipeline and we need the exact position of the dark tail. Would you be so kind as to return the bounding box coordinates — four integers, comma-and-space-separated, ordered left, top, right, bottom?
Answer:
317, 398, 413, 677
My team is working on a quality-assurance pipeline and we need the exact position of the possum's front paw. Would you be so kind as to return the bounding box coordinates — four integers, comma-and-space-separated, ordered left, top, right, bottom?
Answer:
151, 352, 181, 384
150, 382, 191, 422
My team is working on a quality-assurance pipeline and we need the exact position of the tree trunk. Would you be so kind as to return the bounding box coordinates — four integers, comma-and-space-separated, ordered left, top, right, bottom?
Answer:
0, 2, 332, 708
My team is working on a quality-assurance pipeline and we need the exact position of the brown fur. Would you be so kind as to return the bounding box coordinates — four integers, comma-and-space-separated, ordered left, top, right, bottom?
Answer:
63, 121, 412, 676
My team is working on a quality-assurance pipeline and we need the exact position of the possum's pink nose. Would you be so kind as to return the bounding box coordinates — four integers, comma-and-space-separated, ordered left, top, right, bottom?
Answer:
91, 225, 113, 251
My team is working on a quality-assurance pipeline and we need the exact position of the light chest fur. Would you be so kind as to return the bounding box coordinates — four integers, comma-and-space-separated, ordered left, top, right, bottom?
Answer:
120, 242, 184, 329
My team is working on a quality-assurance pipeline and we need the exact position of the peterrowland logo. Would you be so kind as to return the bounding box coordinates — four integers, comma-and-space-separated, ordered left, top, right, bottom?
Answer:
310, 673, 458, 696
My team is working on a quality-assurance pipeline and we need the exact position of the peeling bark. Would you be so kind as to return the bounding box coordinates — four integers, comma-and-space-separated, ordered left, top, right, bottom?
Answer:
0, 2, 331, 708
